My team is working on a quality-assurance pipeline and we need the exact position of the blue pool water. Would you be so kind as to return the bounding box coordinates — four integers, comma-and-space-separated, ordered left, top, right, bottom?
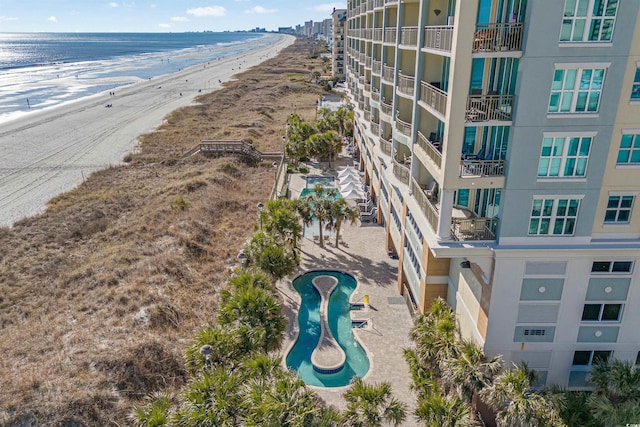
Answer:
299, 187, 342, 238
306, 176, 335, 188
286, 271, 370, 387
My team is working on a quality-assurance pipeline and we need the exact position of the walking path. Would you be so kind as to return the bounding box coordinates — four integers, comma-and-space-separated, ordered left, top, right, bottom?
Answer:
278, 153, 417, 421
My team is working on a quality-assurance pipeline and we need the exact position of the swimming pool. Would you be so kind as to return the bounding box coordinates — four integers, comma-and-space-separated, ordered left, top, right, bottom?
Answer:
306, 176, 335, 188
299, 187, 342, 239
286, 271, 370, 387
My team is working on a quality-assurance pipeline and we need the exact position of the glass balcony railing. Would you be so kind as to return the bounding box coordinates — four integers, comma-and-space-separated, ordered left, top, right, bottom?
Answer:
423, 26, 453, 52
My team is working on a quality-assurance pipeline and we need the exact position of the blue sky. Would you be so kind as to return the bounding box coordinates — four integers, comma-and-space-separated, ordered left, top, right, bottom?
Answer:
0, 0, 344, 32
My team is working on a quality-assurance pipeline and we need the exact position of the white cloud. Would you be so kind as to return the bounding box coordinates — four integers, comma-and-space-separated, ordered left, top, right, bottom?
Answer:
109, 2, 119, 7
0, 16, 18, 21
245, 5, 276, 13
186, 6, 226, 17
150, 3, 157, 8
171, 16, 189, 22
310, 2, 344, 12
48, 16, 58, 22
158, 23, 171, 28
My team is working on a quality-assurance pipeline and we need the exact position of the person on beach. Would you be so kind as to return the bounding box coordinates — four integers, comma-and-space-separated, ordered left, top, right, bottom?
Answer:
26, 98, 30, 109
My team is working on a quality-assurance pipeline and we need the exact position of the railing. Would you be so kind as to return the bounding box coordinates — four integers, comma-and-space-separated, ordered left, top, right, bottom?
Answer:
420, 81, 448, 117
371, 91, 380, 101
465, 94, 514, 122
380, 100, 393, 116
460, 159, 505, 177
400, 27, 419, 47
372, 60, 382, 74
359, 53, 366, 63
385, 0, 397, 4
395, 116, 412, 136
384, 27, 397, 43
417, 131, 442, 168
393, 158, 411, 185
451, 217, 498, 241
397, 73, 415, 97
410, 178, 439, 232
380, 137, 392, 156
197, 140, 262, 160
374, 0, 384, 7
372, 28, 383, 42
423, 26, 453, 52
364, 83, 371, 92
473, 22, 524, 53
365, 56, 372, 68
371, 122, 380, 136
358, 101, 364, 111
364, 110, 371, 121
382, 65, 395, 82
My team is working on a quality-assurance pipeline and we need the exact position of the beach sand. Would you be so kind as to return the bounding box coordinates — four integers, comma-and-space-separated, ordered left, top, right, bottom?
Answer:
0, 34, 295, 227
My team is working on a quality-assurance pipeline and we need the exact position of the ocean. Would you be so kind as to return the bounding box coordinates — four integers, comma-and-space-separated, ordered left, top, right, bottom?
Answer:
0, 32, 267, 123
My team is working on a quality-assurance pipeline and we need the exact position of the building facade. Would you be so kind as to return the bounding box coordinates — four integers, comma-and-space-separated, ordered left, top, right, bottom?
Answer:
346, 0, 640, 388
332, 9, 347, 81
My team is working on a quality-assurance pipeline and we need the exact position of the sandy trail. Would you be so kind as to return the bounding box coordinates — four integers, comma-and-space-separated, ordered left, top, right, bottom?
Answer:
0, 34, 294, 227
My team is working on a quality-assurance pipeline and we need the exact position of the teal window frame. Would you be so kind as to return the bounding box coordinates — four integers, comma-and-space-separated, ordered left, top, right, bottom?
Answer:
538, 136, 591, 177
529, 197, 580, 236
549, 67, 605, 113
561, 0, 618, 42
632, 68, 640, 100
616, 134, 640, 164
605, 195, 634, 224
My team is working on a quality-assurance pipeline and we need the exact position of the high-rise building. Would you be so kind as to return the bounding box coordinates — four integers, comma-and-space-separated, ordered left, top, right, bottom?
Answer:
332, 9, 347, 81
346, 0, 640, 389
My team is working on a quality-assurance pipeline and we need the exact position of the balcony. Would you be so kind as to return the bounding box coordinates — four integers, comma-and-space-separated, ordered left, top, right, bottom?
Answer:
372, 60, 382, 74
397, 73, 415, 97
365, 56, 372, 68
371, 90, 380, 102
384, 28, 397, 44
374, 0, 384, 7
473, 22, 524, 53
371, 122, 380, 136
465, 93, 514, 122
416, 131, 442, 169
420, 81, 448, 118
395, 116, 412, 137
382, 65, 395, 83
384, 0, 397, 4
423, 26, 453, 52
380, 136, 392, 156
372, 28, 383, 42
364, 83, 371, 92
410, 178, 439, 233
380, 100, 393, 116
451, 217, 498, 241
460, 159, 505, 177
393, 157, 411, 185
400, 27, 419, 47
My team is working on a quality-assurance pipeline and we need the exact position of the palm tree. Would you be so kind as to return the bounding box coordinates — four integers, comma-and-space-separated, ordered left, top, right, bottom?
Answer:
342, 377, 406, 426
326, 197, 359, 247
334, 105, 355, 136
479, 363, 565, 427
264, 199, 303, 251
548, 388, 597, 427
414, 387, 473, 427
184, 326, 252, 374
228, 269, 273, 292
130, 392, 174, 427
245, 230, 297, 279
300, 185, 337, 248
316, 107, 338, 132
587, 359, 640, 426
440, 339, 503, 407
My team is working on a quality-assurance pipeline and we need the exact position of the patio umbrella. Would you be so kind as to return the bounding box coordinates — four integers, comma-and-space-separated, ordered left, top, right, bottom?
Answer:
338, 167, 356, 178
338, 174, 358, 185
341, 188, 366, 200
340, 182, 361, 193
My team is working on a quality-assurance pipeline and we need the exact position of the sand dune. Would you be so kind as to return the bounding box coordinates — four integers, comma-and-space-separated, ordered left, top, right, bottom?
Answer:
0, 34, 294, 227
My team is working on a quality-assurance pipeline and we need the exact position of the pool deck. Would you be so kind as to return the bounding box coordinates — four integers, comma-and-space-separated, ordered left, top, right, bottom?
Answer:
278, 154, 417, 421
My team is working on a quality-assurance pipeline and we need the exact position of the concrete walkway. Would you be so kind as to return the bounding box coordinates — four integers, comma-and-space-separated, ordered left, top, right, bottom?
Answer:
278, 153, 417, 421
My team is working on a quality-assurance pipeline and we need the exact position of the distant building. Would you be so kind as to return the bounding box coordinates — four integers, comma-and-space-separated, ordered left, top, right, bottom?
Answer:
322, 18, 333, 44
331, 8, 346, 81
278, 27, 294, 34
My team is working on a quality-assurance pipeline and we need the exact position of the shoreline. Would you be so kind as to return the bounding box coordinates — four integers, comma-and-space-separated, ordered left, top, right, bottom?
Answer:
0, 33, 295, 227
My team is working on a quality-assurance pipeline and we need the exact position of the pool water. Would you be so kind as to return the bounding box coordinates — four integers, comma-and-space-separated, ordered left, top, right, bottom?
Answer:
299, 187, 342, 239
286, 271, 370, 387
306, 176, 335, 188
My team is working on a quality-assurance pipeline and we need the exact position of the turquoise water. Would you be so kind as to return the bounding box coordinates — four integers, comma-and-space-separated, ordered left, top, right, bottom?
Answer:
306, 176, 335, 188
286, 271, 370, 387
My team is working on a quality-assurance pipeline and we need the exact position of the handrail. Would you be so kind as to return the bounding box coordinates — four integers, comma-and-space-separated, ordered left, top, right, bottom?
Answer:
410, 177, 439, 232
384, 27, 397, 43
459, 159, 505, 177
395, 116, 412, 136
420, 81, 448, 117
416, 131, 442, 168
423, 25, 453, 52
372, 60, 382, 74
380, 100, 393, 116
382, 65, 395, 82
473, 22, 524, 53
451, 217, 498, 241
465, 94, 514, 122
397, 73, 415, 97
400, 27, 419, 46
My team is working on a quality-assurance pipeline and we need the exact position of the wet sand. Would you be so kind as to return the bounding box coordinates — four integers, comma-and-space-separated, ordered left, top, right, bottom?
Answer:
0, 34, 294, 227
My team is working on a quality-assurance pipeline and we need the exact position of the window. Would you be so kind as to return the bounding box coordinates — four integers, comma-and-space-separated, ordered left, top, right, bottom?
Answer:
572, 350, 612, 367
632, 68, 640, 100
561, 0, 618, 42
591, 261, 633, 273
604, 195, 634, 223
549, 68, 605, 113
523, 329, 546, 336
581, 303, 623, 321
616, 134, 640, 164
538, 136, 591, 177
529, 198, 580, 235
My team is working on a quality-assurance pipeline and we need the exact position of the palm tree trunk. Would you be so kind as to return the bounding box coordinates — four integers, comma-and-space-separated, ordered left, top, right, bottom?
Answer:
334, 220, 342, 248
318, 220, 324, 248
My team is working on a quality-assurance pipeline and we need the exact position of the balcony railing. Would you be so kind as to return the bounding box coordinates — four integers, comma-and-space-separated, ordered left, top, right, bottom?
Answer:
384, 0, 397, 4
395, 116, 412, 136
380, 100, 393, 116
371, 122, 380, 136
417, 131, 442, 168
460, 159, 505, 177
365, 56, 372, 68
384, 28, 397, 43
364, 110, 371, 121
423, 26, 453, 52
400, 27, 419, 47
364, 83, 371, 92
380, 136, 392, 155
465, 94, 514, 122
372, 60, 382, 74
451, 217, 498, 241
410, 178, 439, 233
397, 73, 415, 97
371, 90, 380, 101
420, 81, 448, 117
473, 22, 524, 53
374, 0, 384, 7
382, 65, 395, 83
393, 158, 411, 185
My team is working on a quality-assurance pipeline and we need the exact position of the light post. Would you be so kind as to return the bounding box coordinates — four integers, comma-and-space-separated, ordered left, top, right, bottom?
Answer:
257, 202, 264, 230
199, 344, 213, 369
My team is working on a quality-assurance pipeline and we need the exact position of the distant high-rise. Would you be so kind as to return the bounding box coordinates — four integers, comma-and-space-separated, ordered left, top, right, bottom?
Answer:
346, 0, 640, 389
331, 8, 347, 81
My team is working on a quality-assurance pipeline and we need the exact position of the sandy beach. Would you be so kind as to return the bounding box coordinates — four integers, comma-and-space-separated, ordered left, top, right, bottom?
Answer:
0, 33, 294, 227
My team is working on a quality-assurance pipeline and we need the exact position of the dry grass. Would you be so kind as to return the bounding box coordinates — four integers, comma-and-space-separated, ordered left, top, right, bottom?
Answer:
0, 38, 329, 426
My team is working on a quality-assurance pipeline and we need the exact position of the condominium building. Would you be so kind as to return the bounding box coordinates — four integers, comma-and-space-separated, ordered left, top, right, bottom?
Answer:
346, 0, 640, 388
332, 9, 347, 80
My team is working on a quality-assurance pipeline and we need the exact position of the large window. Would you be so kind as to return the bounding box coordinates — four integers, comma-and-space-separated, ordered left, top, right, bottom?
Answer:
616, 133, 640, 164
549, 68, 605, 113
561, 0, 618, 42
591, 260, 633, 273
538, 136, 592, 177
632, 68, 640, 100
581, 303, 623, 321
572, 350, 612, 367
605, 195, 634, 224
529, 198, 580, 235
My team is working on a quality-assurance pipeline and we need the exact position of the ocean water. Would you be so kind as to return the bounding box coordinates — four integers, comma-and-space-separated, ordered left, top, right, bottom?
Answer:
0, 32, 267, 123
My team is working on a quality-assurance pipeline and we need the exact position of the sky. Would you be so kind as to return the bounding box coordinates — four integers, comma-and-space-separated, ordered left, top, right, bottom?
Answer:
0, 0, 345, 32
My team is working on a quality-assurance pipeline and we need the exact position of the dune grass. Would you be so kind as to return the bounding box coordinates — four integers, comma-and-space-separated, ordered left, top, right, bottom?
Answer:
0, 38, 328, 425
